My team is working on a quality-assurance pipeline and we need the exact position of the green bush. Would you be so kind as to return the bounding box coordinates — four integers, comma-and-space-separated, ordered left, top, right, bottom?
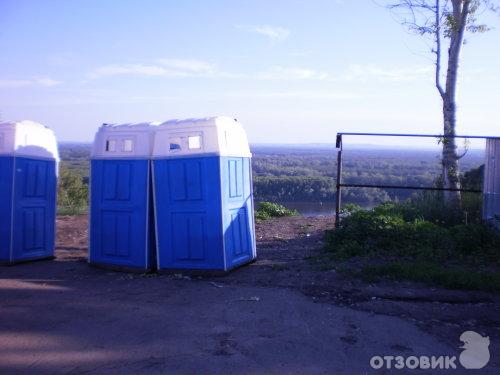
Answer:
340, 203, 363, 215
325, 203, 500, 264
326, 201, 500, 290
449, 224, 500, 263
255, 202, 298, 220
58, 167, 88, 215
392, 165, 485, 226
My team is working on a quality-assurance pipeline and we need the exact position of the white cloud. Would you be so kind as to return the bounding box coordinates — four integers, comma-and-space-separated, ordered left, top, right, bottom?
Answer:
235, 24, 290, 42
0, 77, 61, 88
88, 59, 328, 82
88, 64, 169, 78
341, 64, 432, 82
155, 58, 216, 74
258, 66, 329, 80
88, 58, 218, 79
88, 60, 435, 84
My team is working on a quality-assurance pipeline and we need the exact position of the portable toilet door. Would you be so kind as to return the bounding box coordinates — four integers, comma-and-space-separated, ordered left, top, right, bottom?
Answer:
89, 123, 156, 271
152, 117, 257, 273
0, 121, 59, 264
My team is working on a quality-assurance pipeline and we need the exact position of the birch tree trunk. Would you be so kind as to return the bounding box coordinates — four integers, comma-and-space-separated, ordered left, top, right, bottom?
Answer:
442, 96, 461, 205
439, 0, 470, 208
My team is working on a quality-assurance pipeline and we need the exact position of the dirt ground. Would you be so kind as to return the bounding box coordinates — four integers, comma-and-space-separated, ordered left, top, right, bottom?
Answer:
0, 215, 498, 374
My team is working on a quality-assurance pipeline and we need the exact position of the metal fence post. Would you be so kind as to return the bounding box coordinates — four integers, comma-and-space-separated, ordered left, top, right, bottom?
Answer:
335, 134, 343, 228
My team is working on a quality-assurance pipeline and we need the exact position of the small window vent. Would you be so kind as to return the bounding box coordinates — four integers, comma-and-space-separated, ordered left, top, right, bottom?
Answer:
123, 139, 133, 152
106, 139, 116, 152
188, 135, 201, 149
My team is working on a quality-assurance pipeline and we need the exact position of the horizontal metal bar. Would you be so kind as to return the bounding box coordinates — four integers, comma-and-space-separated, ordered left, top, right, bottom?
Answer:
339, 183, 482, 193
337, 132, 500, 140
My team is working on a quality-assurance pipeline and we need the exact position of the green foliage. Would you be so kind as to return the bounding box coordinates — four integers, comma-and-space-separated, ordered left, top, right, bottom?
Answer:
340, 203, 363, 215
58, 143, 90, 182
255, 202, 298, 220
326, 203, 500, 264
326, 195, 500, 291
58, 143, 91, 161
252, 146, 483, 205
370, 187, 483, 228
361, 262, 500, 292
325, 197, 500, 290
253, 175, 337, 202
327, 206, 447, 260
324, 164, 497, 291
461, 164, 484, 190
58, 166, 88, 215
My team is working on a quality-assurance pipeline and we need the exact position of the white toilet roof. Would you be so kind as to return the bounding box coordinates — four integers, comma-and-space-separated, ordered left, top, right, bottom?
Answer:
0, 120, 59, 160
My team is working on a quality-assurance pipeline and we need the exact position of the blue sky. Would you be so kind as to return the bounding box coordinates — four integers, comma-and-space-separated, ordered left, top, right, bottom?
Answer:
0, 0, 499, 144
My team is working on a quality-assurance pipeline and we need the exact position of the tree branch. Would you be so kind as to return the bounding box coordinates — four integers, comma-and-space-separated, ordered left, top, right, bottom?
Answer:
435, 0, 446, 98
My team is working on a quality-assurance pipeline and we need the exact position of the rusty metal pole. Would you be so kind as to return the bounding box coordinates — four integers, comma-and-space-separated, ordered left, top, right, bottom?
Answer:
335, 134, 343, 228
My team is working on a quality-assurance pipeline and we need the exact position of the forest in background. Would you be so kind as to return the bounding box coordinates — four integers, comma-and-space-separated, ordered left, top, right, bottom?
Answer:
58, 142, 484, 213
252, 145, 483, 204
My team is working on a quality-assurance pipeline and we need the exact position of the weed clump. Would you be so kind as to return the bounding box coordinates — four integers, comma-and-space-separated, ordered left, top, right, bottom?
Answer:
255, 202, 298, 221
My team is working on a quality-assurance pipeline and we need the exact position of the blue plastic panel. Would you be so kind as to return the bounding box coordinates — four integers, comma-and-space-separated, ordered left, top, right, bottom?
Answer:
0, 156, 14, 261
153, 157, 225, 270
10, 157, 57, 262
221, 157, 256, 269
89, 159, 151, 270
154, 156, 256, 272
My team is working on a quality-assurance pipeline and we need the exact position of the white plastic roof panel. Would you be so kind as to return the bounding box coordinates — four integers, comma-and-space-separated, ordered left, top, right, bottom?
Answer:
0, 120, 59, 160
152, 116, 251, 158
91, 122, 157, 158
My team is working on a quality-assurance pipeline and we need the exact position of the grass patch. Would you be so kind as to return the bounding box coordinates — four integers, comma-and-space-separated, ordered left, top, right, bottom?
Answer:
325, 203, 500, 265
325, 200, 500, 291
255, 201, 298, 221
361, 262, 500, 292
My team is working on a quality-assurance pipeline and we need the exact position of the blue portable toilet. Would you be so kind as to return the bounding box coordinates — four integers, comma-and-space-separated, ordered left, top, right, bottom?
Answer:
0, 121, 59, 264
152, 117, 257, 273
89, 123, 156, 271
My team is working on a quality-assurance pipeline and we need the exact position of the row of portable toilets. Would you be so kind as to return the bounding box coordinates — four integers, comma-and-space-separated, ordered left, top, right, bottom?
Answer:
0, 117, 257, 273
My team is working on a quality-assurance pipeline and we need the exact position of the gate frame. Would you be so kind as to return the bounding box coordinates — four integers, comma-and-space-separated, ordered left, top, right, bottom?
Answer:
335, 132, 500, 227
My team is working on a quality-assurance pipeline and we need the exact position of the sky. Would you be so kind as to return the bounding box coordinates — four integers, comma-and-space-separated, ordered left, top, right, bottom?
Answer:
0, 0, 499, 144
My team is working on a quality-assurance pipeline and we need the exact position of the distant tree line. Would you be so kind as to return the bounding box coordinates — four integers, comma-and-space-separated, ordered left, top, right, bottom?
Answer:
252, 148, 482, 206
56, 143, 484, 212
